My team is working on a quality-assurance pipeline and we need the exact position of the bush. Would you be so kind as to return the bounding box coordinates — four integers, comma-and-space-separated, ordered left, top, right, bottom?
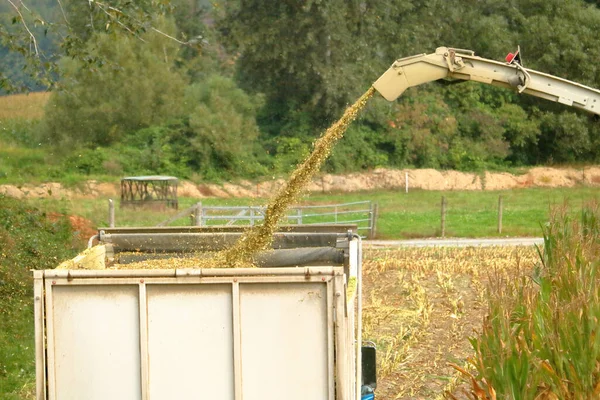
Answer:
42, 22, 186, 149
0, 196, 80, 399
325, 124, 388, 173
181, 75, 268, 179
0, 119, 43, 148
62, 148, 109, 175
118, 125, 193, 178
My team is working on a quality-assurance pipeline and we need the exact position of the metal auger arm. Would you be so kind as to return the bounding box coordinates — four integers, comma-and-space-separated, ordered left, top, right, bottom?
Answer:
373, 46, 600, 116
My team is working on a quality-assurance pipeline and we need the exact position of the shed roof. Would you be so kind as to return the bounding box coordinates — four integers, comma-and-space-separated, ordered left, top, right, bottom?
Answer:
121, 176, 178, 182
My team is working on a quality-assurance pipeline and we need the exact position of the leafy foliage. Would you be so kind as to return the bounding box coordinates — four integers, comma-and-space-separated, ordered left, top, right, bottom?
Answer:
182, 75, 267, 179
0, 196, 79, 398
217, 0, 400, 129
42, 21, 186, 148
325, 124, 389, 172
468, 202, 600, 399
3, 0, 600, 179
54, 75, 269, 180
216, 0, 600, 169
0, 196, 77, 300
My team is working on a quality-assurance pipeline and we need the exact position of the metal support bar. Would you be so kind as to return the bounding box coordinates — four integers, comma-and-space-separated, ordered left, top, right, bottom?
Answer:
108, 199, 115, 228
97, 224, 358, 235
117, 247, 346, 267
100, 232, 343, 253
374, 46, 600, 116
43, 267, 342, 279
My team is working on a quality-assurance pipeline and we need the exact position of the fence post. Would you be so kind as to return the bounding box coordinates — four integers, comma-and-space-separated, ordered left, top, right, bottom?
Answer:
405, 172, 409, 194
297, 208, 303, 225
108, 199, 115, 228
370, 203, 379, 239
194, 202, 202, 226
441, 196, 447, 237
497, 196, 503, 234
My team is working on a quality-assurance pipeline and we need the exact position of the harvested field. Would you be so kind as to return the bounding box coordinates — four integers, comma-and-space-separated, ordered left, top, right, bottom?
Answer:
0, 92, 50, 120
362, 246, 538, 399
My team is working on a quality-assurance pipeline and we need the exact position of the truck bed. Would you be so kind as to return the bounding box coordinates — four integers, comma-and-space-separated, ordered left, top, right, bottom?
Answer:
35, 226, 362, 400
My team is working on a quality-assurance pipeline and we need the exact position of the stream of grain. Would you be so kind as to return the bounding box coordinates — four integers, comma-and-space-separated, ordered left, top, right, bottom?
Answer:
221, 86, 376, 266
120, 86, 376, 269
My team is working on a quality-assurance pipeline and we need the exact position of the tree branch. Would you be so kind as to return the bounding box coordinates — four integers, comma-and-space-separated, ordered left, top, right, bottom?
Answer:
5, 0, 39, 56
151, 27, 189, 46
92, 0, 190, 46
92, 1, 146, 42
55, 0, 70, 27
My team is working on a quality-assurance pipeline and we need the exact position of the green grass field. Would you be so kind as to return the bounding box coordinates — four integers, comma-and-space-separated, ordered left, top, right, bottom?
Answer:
27, 186, 600, 239
318, 187, 599, 238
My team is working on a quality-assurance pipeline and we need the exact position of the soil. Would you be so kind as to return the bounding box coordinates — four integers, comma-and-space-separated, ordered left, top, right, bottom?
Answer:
1, 166, 599, 200
46, 212, 97, 247
363, 246, 539, 399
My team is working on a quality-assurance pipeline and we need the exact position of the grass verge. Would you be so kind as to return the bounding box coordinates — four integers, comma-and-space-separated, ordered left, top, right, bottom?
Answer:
0, 196, 80, 399
22, 186, 600, 240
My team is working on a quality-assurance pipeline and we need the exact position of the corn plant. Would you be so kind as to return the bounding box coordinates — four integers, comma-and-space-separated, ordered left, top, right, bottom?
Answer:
466, 202, 600, 399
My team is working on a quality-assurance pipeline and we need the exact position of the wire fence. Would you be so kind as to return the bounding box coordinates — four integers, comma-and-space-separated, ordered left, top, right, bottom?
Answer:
189, 201, 378, 238
108, 200, 378, 238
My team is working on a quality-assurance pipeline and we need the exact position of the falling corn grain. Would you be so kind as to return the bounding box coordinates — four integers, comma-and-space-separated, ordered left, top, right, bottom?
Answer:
221, 86, 376, 267
119, 87, 376, 269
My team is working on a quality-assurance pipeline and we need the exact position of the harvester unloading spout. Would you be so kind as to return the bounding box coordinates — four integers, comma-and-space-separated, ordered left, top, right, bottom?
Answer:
373, 46, 600, 116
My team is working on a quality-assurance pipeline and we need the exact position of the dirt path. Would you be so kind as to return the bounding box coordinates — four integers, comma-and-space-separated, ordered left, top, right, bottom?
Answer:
1, 166, 599, 200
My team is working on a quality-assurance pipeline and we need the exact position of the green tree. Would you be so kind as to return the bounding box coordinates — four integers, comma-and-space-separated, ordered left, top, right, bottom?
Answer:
180, 74, 267, 179
0, 0, 197, 92
517, 0, 600, 87
538, 111, 592, 163
495, 103, 541, 164
218, 0, 412, 131
0, 1, 62, 92
325, 125, 389, 172
62, 0, 158, 43
42, 21, 186, 148
112, 75, 268, 180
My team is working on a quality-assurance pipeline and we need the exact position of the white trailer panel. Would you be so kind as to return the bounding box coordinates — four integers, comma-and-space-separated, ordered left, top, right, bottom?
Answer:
37, 268, 354, 400
146, 284, 234, 400
48, 285, 142, 400
239, 283, 329, 400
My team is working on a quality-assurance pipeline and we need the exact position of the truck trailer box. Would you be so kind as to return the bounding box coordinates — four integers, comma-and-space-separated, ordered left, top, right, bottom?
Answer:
34, 226, 371, 400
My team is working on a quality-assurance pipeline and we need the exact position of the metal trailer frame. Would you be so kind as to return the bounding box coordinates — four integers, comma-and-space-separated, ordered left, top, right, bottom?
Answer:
34, 232, 364, 400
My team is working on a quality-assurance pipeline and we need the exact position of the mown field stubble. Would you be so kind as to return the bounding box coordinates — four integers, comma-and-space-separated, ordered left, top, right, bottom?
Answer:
362, 246, 539, 399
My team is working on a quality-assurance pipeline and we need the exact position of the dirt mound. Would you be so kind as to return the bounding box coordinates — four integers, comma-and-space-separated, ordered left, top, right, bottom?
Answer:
68, 215, 97, 239
0, 180, 118, 199
484, 171, 524, 190
1, 166, 598, 200
46, 212, 97, 246
178, 181, 204, 198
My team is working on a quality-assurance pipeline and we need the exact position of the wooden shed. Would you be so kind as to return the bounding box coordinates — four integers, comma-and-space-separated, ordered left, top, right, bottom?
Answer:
120, 176, 178, 209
